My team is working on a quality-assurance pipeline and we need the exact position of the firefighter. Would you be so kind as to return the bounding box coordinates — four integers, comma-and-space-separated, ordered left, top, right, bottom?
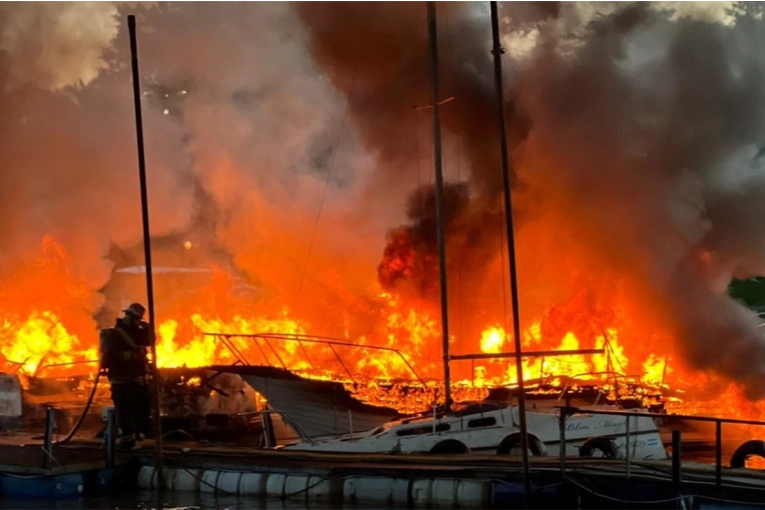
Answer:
101, 302, 153, 450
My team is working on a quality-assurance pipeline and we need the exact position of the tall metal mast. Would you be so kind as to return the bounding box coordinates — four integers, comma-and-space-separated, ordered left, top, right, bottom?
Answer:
426, 1, 452, 412
490, 0, 531, 502
127, 14, 165, 491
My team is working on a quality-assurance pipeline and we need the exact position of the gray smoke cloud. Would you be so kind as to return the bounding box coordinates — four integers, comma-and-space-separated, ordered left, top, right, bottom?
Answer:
299, 1, 765, 397
0, 2, 404, 342
0, 1, 190, 299
508, 1, 765, 397
0, 2, 124, 91
4, 1, 765, 398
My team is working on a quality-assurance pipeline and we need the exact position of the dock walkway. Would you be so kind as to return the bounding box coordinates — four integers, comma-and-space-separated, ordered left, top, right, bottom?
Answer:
1, 432, 765, 507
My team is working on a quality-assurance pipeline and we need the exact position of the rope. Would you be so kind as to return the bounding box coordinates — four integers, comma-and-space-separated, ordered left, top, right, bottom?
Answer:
291, 95, 351, 371
294, 99, 350, 314
416, 108, 424, 210
41, 446, 61, 467
177, 467, 332, 499
563, 474, 765, 506
564, 475, 689, 504
161, 429, 196, 441
173, 469, 724, 508
493, 478, 561, 491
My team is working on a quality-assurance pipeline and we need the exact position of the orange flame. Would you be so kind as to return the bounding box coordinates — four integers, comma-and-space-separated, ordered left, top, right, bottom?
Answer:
0, 235, 763, 423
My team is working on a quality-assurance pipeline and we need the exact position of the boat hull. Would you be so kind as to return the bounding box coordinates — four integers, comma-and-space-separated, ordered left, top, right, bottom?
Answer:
208, 365, 398, 438
283, 405, 668, 460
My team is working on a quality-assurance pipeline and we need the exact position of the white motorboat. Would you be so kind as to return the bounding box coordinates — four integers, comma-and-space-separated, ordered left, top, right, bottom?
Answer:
278, 400, 667, 460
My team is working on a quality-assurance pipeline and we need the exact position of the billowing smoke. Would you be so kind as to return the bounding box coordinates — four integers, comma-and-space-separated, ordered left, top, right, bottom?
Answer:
509, 1, 765, 398
299, 1, 765, 397
0, 2, 128, 91
0, 2, 190, 302
297, 2, 528, 336
6, 0, 765, 399
0, 2, 404, 344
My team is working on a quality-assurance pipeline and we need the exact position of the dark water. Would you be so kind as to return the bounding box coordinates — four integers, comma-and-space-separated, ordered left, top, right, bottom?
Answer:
0, 492, 346, 510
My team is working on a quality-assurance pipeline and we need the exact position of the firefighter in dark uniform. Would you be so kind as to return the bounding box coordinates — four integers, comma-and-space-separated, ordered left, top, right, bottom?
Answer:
101, 303, 152, 450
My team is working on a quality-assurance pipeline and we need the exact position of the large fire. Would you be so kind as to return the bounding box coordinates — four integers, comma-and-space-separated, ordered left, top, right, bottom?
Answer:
0, 236, 761, 423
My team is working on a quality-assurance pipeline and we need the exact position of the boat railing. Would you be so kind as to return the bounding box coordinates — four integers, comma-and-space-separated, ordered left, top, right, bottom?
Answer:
556, 371, 663, 406
202, 331, 426, 386
3, 357, 29, 375
32, 359, 99, 378
556, 405, 765, 487
256, 408, 316, 447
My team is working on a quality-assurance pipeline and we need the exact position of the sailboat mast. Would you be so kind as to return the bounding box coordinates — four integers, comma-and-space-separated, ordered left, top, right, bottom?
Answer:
127, 14, 166, 491
426, 1, 452, 412
490, 0, 532, 500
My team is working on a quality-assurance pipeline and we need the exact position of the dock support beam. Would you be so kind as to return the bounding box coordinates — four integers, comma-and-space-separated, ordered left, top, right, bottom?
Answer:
43, 407, 55, 470
671, 429, 682, 488
558, 407, 568, 476
715, 420, 722, 486
105, 407, 116, 467
625, 415, 631, 479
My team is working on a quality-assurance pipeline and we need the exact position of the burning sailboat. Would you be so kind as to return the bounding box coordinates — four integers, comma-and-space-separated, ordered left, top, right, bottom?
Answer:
174, 2, 671, 462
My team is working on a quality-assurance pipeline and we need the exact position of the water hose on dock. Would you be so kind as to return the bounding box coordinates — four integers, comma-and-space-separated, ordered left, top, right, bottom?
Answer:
54, 327, 112, 444
53, 368, 104, 445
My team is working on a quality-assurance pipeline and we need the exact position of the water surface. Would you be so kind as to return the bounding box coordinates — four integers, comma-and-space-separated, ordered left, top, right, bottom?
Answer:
0, 491, 348, 510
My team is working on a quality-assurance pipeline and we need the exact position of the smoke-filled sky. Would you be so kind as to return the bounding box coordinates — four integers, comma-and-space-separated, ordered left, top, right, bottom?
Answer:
3, 1, 765, 395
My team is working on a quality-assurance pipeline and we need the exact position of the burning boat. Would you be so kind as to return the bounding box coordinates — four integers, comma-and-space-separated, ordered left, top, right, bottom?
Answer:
193, 332, 669, 460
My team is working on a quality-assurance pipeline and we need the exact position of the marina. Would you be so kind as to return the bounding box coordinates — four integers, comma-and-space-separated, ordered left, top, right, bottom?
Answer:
2, 374, 765, 509
1, 1, 765, 509
2, 415, 765, 508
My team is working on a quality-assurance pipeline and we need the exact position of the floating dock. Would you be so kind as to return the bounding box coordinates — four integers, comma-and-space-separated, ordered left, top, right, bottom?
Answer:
2, 374, 765, 508
130, 442, 765, 508
0, 432, 131, 499
1, 429, 765, 508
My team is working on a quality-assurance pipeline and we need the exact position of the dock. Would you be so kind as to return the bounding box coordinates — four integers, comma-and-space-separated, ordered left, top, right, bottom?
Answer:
1, 429, 764, 508
3, 381, 765, 508
0, 432, 131, 499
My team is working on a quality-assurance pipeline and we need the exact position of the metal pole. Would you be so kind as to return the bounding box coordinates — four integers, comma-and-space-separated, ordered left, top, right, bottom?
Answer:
127, 14, 165, 491
426, 1, 452, 413
450, 348, 604, 361
43, 407, 55, 470
715, 420, 722, 487
490, 1, 531, 501
105, 408, 116, 468
625, 415, 631, 479
558, 408, 566, 476
672, 429, 682, 488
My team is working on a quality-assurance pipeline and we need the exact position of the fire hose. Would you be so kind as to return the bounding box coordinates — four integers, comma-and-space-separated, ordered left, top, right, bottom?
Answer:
54, 327, 157, 445
53, 366, 104, 445
54, 363, 156, 445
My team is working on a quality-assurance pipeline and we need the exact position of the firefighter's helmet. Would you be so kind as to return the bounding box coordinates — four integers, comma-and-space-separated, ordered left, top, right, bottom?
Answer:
123, 303, 146, 320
